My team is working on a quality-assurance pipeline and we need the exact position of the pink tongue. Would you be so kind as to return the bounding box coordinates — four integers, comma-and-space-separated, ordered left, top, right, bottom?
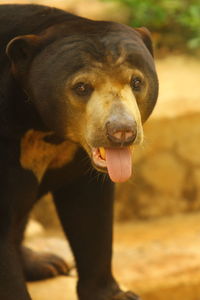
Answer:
105, 147, 132, 183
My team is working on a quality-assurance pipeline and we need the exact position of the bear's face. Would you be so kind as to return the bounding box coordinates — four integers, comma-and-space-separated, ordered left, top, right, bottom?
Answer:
6, 23, 158, 182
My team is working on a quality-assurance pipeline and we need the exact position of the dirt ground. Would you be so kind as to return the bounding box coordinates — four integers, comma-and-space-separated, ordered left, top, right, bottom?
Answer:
27, 212, 200, 300
25, 55, 200, 300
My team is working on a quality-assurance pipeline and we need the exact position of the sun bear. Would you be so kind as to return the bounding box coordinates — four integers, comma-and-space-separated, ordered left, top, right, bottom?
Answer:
0, 4, 158, 300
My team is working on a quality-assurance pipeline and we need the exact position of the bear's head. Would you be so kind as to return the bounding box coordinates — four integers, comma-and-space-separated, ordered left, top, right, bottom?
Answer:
6, 20, 158, 182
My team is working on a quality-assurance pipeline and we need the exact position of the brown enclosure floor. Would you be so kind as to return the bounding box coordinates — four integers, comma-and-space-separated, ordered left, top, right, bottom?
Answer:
27, 211, 200, 300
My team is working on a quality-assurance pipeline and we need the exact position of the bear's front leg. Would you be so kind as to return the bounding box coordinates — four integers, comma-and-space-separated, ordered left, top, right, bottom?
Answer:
0, 138, 41, 300
0, 166, 38, 299
0, 242, 32, 300
53, 172, 140, 300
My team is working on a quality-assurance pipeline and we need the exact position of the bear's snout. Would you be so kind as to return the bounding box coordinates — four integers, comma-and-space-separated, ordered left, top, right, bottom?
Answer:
105, 114, 137, 146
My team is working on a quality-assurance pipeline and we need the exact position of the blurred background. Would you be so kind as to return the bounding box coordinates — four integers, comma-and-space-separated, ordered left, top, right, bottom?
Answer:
2, 1, 200, 299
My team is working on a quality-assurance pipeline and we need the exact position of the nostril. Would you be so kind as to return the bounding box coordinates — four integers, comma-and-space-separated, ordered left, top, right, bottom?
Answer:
110, 130, 136, 145
106, 120, 137, 144
113, 131, 124, 140
125, 130, 135, 140
112, 130, 135, 142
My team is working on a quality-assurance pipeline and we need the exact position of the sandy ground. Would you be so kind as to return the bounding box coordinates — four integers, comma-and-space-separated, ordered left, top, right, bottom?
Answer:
27, 212, 200, 300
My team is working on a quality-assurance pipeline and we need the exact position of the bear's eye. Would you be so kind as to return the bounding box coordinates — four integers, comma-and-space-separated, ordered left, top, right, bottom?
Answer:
130, 77, 142, 92
73, 82, 93, 97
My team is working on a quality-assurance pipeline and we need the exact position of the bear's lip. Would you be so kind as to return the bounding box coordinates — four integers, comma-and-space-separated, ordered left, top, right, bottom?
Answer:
91, 148, 107, 171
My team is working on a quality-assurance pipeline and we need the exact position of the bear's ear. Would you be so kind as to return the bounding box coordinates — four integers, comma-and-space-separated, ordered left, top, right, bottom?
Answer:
135, 27, 154, 57
6, 35, 42, 77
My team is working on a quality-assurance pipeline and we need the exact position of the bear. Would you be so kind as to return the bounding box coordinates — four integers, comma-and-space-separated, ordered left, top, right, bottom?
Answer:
0, 4, 158, 300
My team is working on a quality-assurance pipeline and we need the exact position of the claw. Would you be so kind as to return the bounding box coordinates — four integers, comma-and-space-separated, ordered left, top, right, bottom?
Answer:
112, 290, 141, 300
125, 291, 141, 300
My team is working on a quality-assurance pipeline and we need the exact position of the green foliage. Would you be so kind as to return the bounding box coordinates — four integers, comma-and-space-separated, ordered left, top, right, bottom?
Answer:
103, 0, 200, 51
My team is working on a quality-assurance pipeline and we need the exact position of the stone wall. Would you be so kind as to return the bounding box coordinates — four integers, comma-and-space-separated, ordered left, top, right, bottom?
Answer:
115, 111, 200, 220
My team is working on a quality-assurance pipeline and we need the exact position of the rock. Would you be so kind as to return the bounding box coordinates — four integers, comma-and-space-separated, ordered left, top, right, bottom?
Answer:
176, 115, 200, 165
194, 168, 200, 189
139, 152, 186, 195
135, 192, 187, 219
192, 168, 200, 209
28, 277, 77, 300
31, 193, 61, 229
154, 56, 200, 118
25, 219, 45, 239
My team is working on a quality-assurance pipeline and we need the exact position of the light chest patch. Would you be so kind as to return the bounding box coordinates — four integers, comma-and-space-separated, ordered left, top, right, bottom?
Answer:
20, 130, 78, 181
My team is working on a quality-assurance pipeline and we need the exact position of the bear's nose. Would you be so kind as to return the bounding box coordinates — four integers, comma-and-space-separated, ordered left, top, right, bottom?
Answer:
106, 116, 137, 146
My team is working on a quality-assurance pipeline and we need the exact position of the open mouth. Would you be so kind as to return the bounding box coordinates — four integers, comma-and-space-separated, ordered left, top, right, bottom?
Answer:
91, 147, 132, 183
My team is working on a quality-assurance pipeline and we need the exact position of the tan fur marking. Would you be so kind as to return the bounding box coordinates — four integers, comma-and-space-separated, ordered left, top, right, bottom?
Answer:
20, 130, 77, 181
86, 80, 143, 145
